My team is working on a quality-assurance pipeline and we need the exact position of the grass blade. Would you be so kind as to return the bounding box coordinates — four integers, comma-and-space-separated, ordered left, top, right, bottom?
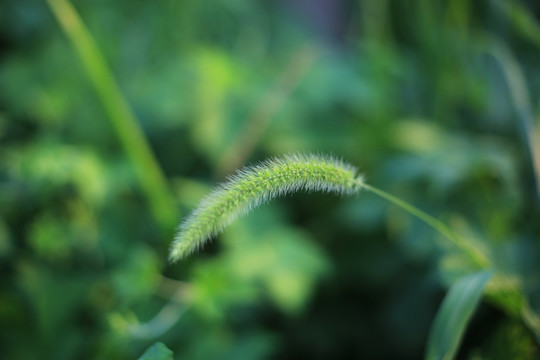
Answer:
46, 0, 178, 231
425, 271, 493, 360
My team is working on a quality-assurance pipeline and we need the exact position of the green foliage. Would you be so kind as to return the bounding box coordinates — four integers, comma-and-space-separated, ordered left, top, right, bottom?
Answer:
469, 319, 539, 360
1, 0, 540, 359
426, 271, 492, 360
138, 342, 173, 360
191, 207, 330, 315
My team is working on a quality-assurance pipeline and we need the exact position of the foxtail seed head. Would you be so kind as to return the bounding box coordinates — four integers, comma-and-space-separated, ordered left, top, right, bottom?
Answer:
169, 154, 364, 262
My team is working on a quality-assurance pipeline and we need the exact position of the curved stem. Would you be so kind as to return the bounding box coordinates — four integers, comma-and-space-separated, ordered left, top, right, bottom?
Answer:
361, 183, 491, 269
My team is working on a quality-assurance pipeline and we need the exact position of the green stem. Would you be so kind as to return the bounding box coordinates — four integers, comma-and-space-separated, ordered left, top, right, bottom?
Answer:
46, 0, 178, 232
487, 39, 540, 200
361, 183, 491, 269
362, 183, 539, 341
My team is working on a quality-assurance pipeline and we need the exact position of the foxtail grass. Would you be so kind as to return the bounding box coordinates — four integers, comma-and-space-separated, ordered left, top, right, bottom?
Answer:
170, 154, 363, 261
170, 153, 491, 267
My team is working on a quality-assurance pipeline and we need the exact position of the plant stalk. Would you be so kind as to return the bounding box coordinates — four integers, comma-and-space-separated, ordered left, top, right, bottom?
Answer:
46, 0, 179, 232
361, 183, 491, 269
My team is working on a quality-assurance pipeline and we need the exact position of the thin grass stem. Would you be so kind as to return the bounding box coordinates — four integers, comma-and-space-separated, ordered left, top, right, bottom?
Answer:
361, 183, 491, 269
46, 0, 178, 231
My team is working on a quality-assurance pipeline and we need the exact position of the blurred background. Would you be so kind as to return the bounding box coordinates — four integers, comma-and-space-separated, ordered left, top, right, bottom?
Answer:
1, 0, 540, 359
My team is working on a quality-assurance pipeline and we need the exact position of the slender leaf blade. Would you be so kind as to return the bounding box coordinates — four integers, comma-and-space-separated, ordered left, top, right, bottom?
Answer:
426, 271, 493, 360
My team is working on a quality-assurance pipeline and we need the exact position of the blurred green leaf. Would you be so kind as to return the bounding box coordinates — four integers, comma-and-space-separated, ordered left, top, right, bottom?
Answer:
111, 246, 160, 304
426, 271, 492, 360
224, 207, 330, 313
7, 143, 106, 203
499, 0, 540, 47
137, 342, 173, 360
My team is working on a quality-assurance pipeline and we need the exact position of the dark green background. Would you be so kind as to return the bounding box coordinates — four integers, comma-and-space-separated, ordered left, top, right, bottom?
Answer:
1, 0, 539, 359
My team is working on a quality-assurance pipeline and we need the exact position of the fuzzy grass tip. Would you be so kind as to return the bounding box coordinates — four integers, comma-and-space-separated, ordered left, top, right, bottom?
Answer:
169, 154, 364, 262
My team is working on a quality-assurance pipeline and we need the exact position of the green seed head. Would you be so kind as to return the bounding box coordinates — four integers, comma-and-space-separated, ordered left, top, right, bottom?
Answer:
169, 153, 363, 262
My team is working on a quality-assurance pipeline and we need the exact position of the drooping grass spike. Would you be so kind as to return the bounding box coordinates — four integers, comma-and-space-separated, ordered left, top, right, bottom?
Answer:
169, 154, 364, 262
